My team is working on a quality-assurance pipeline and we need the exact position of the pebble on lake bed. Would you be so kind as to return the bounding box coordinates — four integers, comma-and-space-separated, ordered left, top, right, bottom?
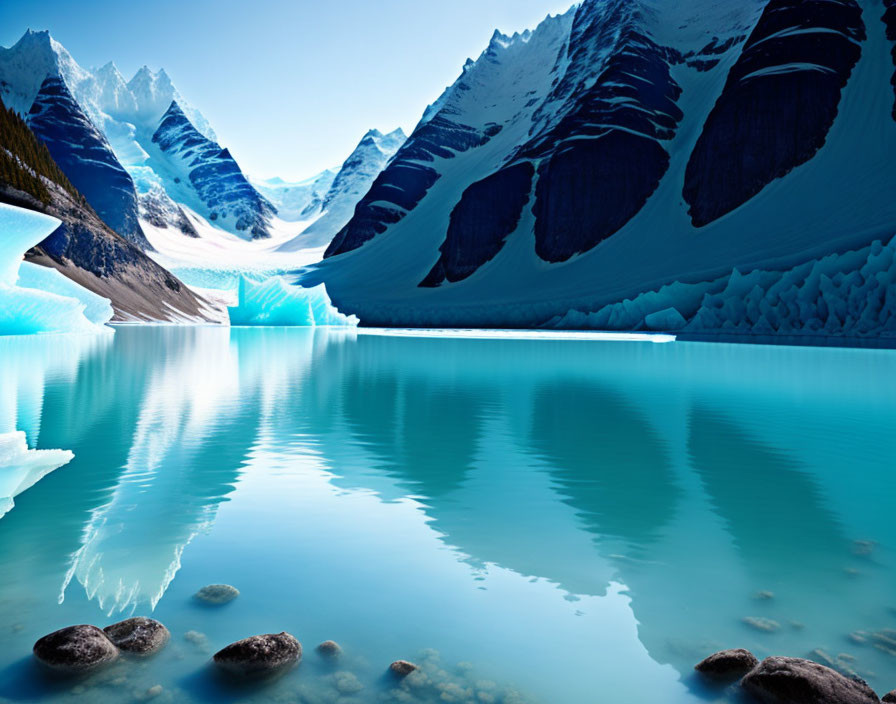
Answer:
103, 617, 169, 655
742, 616, 780, 633
194, 584, 239, 605
332, 671, 363, 694
33, 625, 119, 673
316, 640, 342, 656
754, 590, 775, 601
389, 660, 418, 677
213, 632, 302, 676
852, 540, 876, 556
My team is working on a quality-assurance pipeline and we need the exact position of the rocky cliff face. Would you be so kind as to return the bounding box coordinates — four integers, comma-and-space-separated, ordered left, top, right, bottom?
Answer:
27, 76, 150, 249
152, 102, 275, 239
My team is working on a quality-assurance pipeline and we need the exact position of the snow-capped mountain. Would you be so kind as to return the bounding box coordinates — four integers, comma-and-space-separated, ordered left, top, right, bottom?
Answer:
0, 29, 273, 242
125, 66, 216, 141
282, 128, 406, 250
315, 0, 896, 341
252, 170, 337, 223
27, 76, 149, 249
151, 101, 275, 239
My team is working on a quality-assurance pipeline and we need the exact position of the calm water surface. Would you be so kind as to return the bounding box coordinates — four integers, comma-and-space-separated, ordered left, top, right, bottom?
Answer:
0, 327, 894, 703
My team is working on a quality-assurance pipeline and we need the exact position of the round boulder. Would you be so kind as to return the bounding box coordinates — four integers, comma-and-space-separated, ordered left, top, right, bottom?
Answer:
317, 640, 342, 657
695, 649, 759, 681
882, 691, 896, 703
741, 657, 879, 704
33, 625, 119, 673
194, 584, 239, 605
389, 660, 418, 677
213, 632, 301, 676
103, 618, 169, 655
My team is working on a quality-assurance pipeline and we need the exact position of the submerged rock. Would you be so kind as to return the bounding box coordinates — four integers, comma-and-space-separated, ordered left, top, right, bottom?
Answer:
695, 649, 759, 680
852, 540, 876, 556
741, 656, 879, 704
103, 618, 169, 655
317, 640, 342, 656
213, 632, 301, 676
184, 630, 210, 653
332, 671, 363, 695
742, 616, 780, 633
194, 584, 239, 605
33, 625, 119, 673
389, 660, 418, 677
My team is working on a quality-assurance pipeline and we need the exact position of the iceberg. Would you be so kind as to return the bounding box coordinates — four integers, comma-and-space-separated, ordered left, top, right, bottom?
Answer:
228, 275, 357, 327
17, 262, 114, 326
0, 431, 72, 519
0, 203, 113, 335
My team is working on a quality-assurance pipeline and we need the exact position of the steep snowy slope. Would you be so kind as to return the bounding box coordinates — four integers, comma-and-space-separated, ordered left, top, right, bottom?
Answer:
150, 102, 276, 239
252, 170, 337, 222
283, 128, 406, 250
125, 66, 216, 141
315, 0, 896, 342
27, 77, 149, 249
0, 94, 216, 323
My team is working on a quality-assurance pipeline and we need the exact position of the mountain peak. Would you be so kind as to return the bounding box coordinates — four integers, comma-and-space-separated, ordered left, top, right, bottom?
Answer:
163, 100, 186, 118
17, 29, 53, 47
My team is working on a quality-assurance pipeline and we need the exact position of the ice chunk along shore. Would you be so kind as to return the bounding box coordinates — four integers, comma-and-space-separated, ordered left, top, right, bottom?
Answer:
228, 276, 357, 327
0, 204, 113, 335
0, 431, 73, 519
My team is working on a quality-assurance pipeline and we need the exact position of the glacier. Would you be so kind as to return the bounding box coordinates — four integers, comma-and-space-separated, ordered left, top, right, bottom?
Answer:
228, 276, 357, 327
548, 233, 896, 340
0, 203, 113, 335
0, 431, 72, 519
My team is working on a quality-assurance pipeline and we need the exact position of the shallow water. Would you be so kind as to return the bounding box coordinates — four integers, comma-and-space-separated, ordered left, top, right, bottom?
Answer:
0, 327, 894, 703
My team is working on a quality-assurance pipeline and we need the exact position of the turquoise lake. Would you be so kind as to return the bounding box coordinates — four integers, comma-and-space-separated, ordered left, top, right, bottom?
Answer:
0, 327, 894, 703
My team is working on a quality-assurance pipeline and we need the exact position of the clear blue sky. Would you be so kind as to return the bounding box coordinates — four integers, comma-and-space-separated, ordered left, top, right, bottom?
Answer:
0, 0, 574, 180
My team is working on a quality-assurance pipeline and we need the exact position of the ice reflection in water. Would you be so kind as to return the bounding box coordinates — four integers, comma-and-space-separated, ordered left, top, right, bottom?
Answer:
0, 328, 892, 703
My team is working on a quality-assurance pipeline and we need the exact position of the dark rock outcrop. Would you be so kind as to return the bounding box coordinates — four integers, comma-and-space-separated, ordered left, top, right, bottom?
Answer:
213, 632, 301, 676
882, 690, 896, 703
103, 618, 169, 655
33, 625, 119, 673
885, 0, 896, 120
27, 76, 149, 249
420, 162, 534, 286
525, 17, 683, 262
139, 189, 198, 238
741, 656, 880, 704
684, 0, 866, 226
695, 649, 759, 681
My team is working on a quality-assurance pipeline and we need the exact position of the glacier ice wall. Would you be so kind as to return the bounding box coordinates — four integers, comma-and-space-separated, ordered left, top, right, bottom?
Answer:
17, 262, 114, 326
228, 276, 357, 327
549, 233, 896, 340
0, 431, 73, 519
0, 203, 113, 335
